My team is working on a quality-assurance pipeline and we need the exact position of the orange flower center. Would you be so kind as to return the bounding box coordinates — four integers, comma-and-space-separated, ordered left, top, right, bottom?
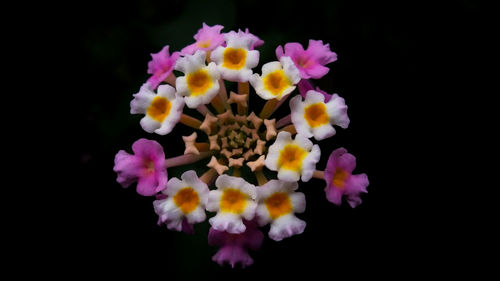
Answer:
263, 70, 291, 96
186, 69, 213, 96
220, 188, 247, 214
304, 103, 329, 127
278, 144, 307, 171
265, 192, 292, 219
222, 48, 247, 70
173, 187, 200, 214
147, 96, 171, 122
332, 168, 349, 188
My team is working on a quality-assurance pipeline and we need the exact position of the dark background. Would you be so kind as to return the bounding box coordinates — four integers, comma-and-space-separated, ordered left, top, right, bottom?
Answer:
27, 0, 483, 278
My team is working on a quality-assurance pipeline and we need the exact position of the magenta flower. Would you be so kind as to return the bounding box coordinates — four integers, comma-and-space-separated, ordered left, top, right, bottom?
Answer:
276, 40, 337, 79
324, 148, 369, 207
208, 220, 264, 268
113, 138, 168, 196
181, 23, 225, 55
147, 45, 181, 89
297, 79, 332, 102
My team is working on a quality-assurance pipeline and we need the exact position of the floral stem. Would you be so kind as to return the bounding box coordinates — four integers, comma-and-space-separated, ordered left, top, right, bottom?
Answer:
195, 142, 210, 152
218, 79, 229, 107
255, 171, 268, 186
210, 94, 226, 114
313, 170, 325, 180
200, 168, 218, 185
179, 113, 202, 129
270, 93, 290, 116
196, 104, 211, 116
165, 151, 214, 168
259, 98, 279, 119
276, 114, 292, 128
237, 82, 249, 115
278, 124, 297, 135
232, 167, 241, 177
164, 73, 176, 86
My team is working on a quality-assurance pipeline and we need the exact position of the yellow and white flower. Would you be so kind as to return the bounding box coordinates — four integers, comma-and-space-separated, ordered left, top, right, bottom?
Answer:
153, 170, 209, 231
175, 50, 220, 108
206, 175, 257, 234
130, 83, 184, 135
249, 56, 301, 100
265, 131, 321, 182
289, 90, 349, 140
210, 30, 260, 82
256, 180, 306, 241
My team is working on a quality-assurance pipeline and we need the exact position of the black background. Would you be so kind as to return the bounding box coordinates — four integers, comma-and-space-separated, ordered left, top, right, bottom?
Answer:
19, 0, 485, 278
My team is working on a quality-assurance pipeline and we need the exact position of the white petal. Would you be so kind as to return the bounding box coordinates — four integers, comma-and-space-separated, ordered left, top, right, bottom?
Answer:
245, 50, 260, 69
300, 144, 321, 182
241, 200, 257, 221
206, 190, 222, 212
166, 218, 183, 232
290, 192, 306, 213
209, 213, 246, 234
175, 50, 206, 73
139, 116, 161, 133
261, 61, 282, 76
215, 175, 256, 199
280, 56, 301, 84
164, 177, 186, 196
311, 124, 336, 140
157, 84, 176, 100
277, 169, 301, 182
268, 214, 306, 241
305, 90, 326, 104
175, 77, 188, 97
130, 83, 155, 114
185, 206, 206, 224
293, 133, 314, 151
256, 204, 271, 226
327, 94, 350, 128
210, 46, 225, 64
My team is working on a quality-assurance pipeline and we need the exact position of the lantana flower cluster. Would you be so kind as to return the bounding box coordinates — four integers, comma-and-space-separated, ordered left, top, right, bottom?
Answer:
114, 23, 369, 268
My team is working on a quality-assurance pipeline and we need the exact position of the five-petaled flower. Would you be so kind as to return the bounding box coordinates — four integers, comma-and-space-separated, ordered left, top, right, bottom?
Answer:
113, 23, 370, 268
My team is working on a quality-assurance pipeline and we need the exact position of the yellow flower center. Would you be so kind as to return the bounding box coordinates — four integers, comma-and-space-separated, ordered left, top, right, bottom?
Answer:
197, 40, 211, 48
143, 159, 155, 174
304, 102, 329, 127
186, 69, 213, 96
147, 96, 171, 122
278, 144, 307, 171
173, 187, 200, 214
265, 192, 292, 219
222, 47, 247, 70
263, 70, 291, 96
332, 168, 349, 188
220, 188, 247, 214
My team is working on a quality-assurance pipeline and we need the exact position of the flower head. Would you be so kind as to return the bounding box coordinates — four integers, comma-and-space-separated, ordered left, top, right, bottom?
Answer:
175, 50, 221, 108
324, 148, 369, 207
256, 180, 306, 241
265, 131, 321, 182
181, 23, 225, 55
153, 170, 209, 231
113, 139, 167, 196
210, 29, 260, 82
289, 90, 349, 140
208, 219, 264, 268
206, 175, 257, 234
276, 40, 337, 79
250, 56, 300, 100
147, 45, 181, 89
130, 83, 184, 135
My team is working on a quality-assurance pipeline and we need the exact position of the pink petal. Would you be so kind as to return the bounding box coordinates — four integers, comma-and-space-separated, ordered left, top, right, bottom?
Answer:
302, 63, 330, 79
325, 186, 343, 206
180, 42, 199, 55
212, 246, 254, 268
298, 79, 314, 98
131, 139, 165, 161
136, 173, 161, 196
275, 45, 284, 60
336, 152, 357, 174
284, 42, 306, 59
113, 150, 142, 188
306, 39, 337, 64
